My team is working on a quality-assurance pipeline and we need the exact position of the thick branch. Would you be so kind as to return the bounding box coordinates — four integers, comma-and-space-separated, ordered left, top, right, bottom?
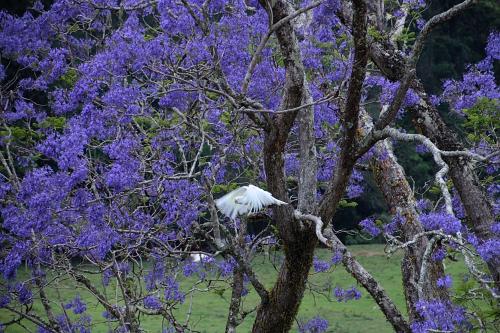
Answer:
318, 0, 368, 223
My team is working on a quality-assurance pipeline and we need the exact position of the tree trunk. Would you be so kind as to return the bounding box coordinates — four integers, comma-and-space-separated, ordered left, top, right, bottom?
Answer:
251, 233, 317, 333
252, 2, 318, 331
226, 217, 248, 333
370, 137, 449, 320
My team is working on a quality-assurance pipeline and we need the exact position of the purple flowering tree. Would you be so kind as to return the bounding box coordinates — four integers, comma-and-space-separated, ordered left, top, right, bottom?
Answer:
0, 0, 498, 332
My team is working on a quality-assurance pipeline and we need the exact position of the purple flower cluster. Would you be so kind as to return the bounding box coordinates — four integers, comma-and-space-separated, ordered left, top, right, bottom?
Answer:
164, 277, 185, 303
331, 250, 343, 265
411, 300, 471, 333
476, 239, 500, 265
436, 275, 453, 289
313, 257, 331, 273
64, 295, 87, 314
416, 198, 432, 213
299, 316, 329, 333
384, 213, 405, 235
403, 0, 426, 10
218, 258, 237, 277
442, 33, 500, 113
419, 212, 462, 234
359, 217, 381, 237
364, 75, 420, 111
143, 295, 163, 310
432, 247, 447, 262
333, 286, 362, 302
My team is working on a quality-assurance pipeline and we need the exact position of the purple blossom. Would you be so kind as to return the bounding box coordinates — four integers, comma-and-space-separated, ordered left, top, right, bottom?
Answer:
0, 63, 5, 81
15, 283, 33, 305
437, 275, 453, 289
393, 9, 404, 19
331, 250, 343, 265
416, 18, 426, 31
432, 247, 447, 262
476, 239, 500, 265
485, 32, 500, 60
143, 295, 162, 310
218, 258, 237, 277
419, 212, 462, 234
403, 0, 426, 10
0, 295, 11, 308
65, 295, 87, 314
384, 213, 405, 235
313, 257, 331, 273
442, 57, 500, 113
164, 277, 184, 303
416, 199, 431, 213
411, 300, 471, 333
364, 75, 420, 110
334, 286, 362, 302
467, 233, 479, 247
415, 144, 429, 154
183, 261, 199, 277
359, 217, 380, 237
452, 193, 466, 219
299, 316, 329, 333
429, 95, 442, 106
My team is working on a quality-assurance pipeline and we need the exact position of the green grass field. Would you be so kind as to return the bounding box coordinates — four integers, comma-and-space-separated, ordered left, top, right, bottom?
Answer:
0, 244, 474, 332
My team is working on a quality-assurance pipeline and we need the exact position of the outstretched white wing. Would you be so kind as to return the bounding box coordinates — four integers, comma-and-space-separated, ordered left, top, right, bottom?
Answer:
236, 185, 287, 214
214, 186, 249, 220
215, 184, 287, 219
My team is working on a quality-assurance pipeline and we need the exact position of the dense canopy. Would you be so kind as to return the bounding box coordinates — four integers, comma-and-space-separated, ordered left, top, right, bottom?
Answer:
0, 0, 498, 332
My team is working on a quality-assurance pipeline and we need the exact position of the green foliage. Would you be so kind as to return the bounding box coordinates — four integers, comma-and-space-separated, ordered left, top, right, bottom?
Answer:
394, 28, 416, 45
211, 182, 240, 194
37, 116, 66, 130
367, 26, 385, 42
0, 126, 40, 143
58, 67, 78, 87
454, 274, 500, 331
339, 199, 358, 209
462, 98, 499, 143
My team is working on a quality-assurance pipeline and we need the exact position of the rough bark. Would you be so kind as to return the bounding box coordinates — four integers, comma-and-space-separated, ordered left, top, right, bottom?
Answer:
226, 268, 244, 333
297, 84, 317, 213
226, 218, 247, 333
252, 1, 318, 332
369, 40, 499, 283
370, 138, 449, 319
356, 109, 448, 319
318, 0, 369, 223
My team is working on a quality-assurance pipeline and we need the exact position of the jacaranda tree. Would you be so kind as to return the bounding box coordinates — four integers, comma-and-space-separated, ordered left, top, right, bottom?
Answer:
0, 0, 498, 332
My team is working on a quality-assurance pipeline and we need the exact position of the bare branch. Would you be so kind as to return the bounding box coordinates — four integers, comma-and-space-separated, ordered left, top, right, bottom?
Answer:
241, 0, 325, 94
374, 0, 476, 130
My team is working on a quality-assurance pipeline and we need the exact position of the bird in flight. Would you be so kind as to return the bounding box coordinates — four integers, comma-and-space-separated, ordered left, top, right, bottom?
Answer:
215, 184, 287, 220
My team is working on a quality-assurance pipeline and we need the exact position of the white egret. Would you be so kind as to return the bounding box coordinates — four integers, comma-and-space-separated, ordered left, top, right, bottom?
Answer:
215, 184, 287, 220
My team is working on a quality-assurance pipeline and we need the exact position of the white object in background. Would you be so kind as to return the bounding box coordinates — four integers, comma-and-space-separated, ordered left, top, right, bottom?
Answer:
190, 253, 208, 262
215, 184, 287, 220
